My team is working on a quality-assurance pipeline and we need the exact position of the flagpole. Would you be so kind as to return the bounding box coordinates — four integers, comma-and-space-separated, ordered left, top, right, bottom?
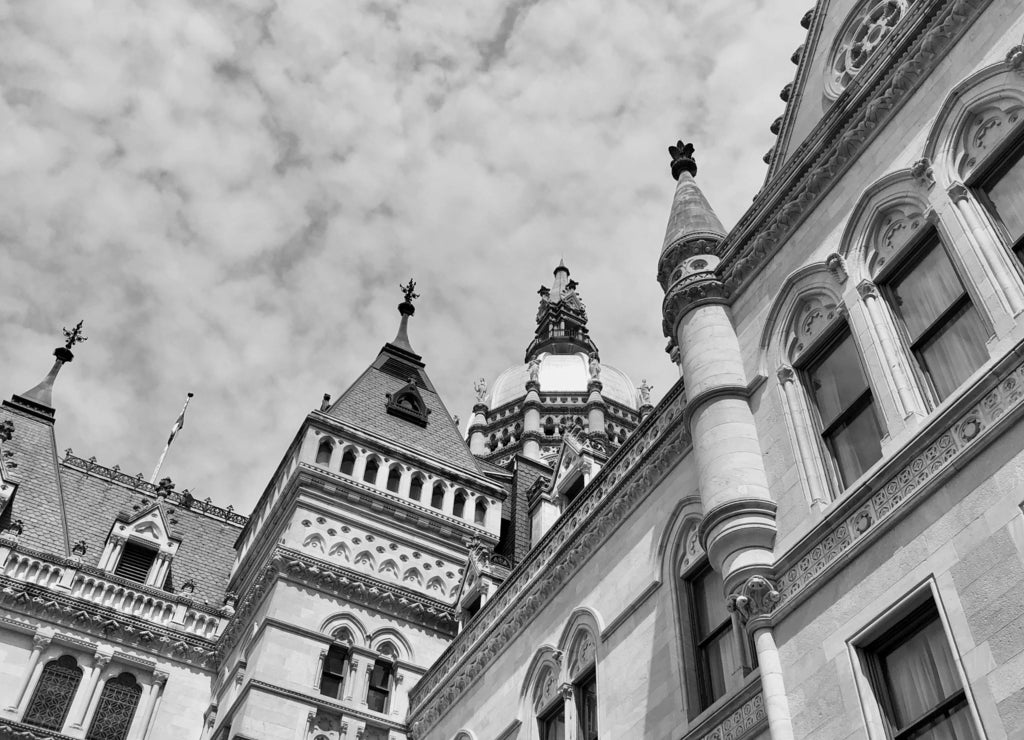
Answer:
150, 392, 193, 485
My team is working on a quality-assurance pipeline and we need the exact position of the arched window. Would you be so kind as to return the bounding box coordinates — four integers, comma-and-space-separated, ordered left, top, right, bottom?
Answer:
474, 499, 487, 526
684, 562, 746, 711
320, 644, 349, 700
431, 486, 444, 509
453, 490, 467, 518
86, 672, 141, 740
566, 629, 598, 740
363, 457, 380, 485
340, 448, 357, 476
23, 655, 82, 731
386, 466, 401, 493
366, 646, 395, 713
315, 438, 333, 465
409, 475, 424, 501
975, 135, 1024, 261
533, 665, 564, 740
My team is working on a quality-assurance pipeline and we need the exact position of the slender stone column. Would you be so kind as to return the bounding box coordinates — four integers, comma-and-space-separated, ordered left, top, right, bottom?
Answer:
776, 367, 829, 509
585, 379, 606, 444
522, 379, 542, 460
468, 401, 488, 456
70, 652, 110, 729
6, 633, 51, 713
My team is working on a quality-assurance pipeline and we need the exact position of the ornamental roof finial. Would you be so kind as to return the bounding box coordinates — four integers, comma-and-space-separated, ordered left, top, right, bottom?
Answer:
668, 141, 697, 180
63, 320, 88, 351
11, 320, 87, 420
392, 279, 419, 352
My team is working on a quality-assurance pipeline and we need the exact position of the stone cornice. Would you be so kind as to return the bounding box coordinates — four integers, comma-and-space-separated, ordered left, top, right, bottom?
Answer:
717, 0, 992, 299
407, 376, 691, 735
0, 575, 218, 668
771, 340, 1024, 622
0, 718, 77, 740
662, 272, 729, 337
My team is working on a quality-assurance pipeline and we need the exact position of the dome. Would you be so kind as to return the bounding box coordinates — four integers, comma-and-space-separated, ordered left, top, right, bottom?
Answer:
487, 352, 638, 409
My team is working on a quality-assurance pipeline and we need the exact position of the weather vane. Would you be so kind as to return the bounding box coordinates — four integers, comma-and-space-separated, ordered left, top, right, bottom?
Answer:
401, 279, 420, 304
63, 320, 88, 350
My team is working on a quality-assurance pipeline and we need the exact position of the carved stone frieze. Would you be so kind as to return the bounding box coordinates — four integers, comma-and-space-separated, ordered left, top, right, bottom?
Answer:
722, 0, 992, 295
657, 237, 724, 289
407, 380, 691, 734
693, 690, 766, 740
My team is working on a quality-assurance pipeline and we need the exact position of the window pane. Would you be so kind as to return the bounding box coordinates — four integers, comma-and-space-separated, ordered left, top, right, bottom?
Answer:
320, 674, 342, 699
827, 399, 883, 487
24, 656, 82, 730
325, 646, 347, 675
367, 688, 388, 713
917, 303, 988, 400
692, 567, 729, 638
907, 704, 976, 740
86, 673, 141, 740
889, 243, 966, 341
984, 150, 1024, 244
702, 629, 738, 704
578, 674, 598, 740
884, 618, 963, 728
540, 706, 566, 740
806, 333, 869, 427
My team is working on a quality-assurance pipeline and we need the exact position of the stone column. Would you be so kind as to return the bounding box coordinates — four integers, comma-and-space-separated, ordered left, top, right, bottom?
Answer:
6, 633, 51, 713
559, 683, 577, 740
344, 658, 361, 701
775, 366, 829, 509
468, 402, 488, 456
522, 379, 542, 460
70, 652, 111, 730
585, 379, 607, 445
132, 670, 167, 740
948, 182, 1024, 318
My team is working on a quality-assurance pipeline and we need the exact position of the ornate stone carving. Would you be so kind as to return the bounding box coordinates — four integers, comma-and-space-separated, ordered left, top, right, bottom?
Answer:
696, 690, 766, 740
857, 280, 879, 300
775, 366, 796, 386
787, 295, 839, 360
825, 253, 848, 284
473, 378, 487, 403
727, 575, 781, 625
567, 631, 596, 677
637, 380, 653, 407
957, 95, 1024, 176
680, 521, 705, 572
911, 157, 935, 187
1007, 44, 1024, 74
587, 352, 601, 381
826, 0, 911, 99
662, 273, 729, 337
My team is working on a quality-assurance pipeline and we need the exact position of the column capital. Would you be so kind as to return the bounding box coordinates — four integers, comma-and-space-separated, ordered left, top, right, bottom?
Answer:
558, 682, 574, 701
776, 365, 796, 385
152, 670, 169, 687
947, 181, 971, 203
32, 634, 52, 650
856, 279, 879, 300
726, 574, 781, 629
93, 652, 111, 669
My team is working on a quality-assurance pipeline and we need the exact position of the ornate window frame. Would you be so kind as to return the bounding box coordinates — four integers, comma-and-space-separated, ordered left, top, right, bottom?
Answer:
98, 505, 181, 589
520, 646, 567, 740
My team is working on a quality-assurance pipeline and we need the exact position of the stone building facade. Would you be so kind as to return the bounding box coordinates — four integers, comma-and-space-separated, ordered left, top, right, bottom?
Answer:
3, 0, 1024, 739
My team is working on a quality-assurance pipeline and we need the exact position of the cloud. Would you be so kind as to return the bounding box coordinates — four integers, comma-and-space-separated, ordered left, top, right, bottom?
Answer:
0, 0, 806, 510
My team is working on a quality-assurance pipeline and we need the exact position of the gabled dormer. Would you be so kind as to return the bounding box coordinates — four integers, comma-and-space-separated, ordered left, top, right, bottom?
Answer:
386, 378, 431, 427
98, 502, 181, 589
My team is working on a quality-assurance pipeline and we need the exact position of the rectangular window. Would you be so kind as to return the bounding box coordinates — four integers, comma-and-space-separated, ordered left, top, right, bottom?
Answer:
883, 237, 988, 401
576, 671, 598, 740
319, 645, 347, 700
977, 137, 1024, 260
366, 660, 392, 713
688, 564, 744, 710
361, 726, 389, 740
863, 602, 978, 740
538, 702, 566, 740
802, 329, 883, 488
113, 542, 157, 584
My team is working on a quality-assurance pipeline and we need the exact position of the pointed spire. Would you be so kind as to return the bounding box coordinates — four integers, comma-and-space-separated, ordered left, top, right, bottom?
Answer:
659, 144, 726, 288
391, 278, 419, 353
8, 321, 86, 421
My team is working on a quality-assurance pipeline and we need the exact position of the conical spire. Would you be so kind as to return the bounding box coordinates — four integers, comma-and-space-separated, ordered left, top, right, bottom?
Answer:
659, 143, 726, 289
390, 279, 419, 355
9, 321, 87, 421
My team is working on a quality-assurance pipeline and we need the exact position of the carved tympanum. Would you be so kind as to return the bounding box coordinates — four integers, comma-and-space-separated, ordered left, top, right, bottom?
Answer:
827, 0, 912, 98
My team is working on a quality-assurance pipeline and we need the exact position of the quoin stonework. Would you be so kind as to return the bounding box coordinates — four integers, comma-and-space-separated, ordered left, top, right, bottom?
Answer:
4, 1, 1024, 738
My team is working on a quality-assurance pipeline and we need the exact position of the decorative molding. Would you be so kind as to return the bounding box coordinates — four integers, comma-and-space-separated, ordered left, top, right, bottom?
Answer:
857, 279, 879, 299
911, 156, 935, 187
408, 379, 691, 735
775, 350, 1024, 615
0, 718, 78, 740
687, 689, 766, 740
1008, 44, 1024, 74
825, 253, 849, 283
662, 273, 729, 337
720, 0, 993, 297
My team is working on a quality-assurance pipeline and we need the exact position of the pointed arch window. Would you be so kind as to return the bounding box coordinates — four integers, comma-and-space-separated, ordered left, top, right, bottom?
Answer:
340, 448, 357, 476
879, 235, 988, 401
409, 475, 424, 501
453, 490, 467, 518
86, 672, 141, 740
363, 458, 380, 485
386, 466, 401, 493
315, 438, 333, 466
23, 655, 82, 731
366, 659, 393, 713
474, 499, 487, 526
319, 644, 349, 700
686, 563, 744, 710
430, 486, 444, 510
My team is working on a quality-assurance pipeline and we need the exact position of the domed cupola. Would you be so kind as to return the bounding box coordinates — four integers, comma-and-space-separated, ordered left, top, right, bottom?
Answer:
468, 263, 648, 467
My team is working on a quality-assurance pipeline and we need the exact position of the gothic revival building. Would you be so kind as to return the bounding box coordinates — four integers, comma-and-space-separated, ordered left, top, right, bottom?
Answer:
3, 0, 1024, 739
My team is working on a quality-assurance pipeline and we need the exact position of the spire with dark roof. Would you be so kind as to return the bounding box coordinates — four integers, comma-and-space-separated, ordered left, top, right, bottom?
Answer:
658, 144, 727, 289
8, 321, 86, 422
390, 278, 419, 355
524, 261, 598, 362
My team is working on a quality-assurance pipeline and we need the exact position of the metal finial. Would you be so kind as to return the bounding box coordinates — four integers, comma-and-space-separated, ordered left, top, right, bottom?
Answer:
62, 320, 88, 350
668, 141, 697, 179
401, 279, 420, 304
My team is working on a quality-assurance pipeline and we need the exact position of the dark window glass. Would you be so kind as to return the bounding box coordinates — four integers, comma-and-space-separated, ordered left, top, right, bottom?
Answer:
86, 672, 141, 740
885, 238, 988, 401
363, 458, 379, 484
340, 449, 356, 476
315, 439, 332, 465
539, 702, 566, 740
24, 655, 82, 731
688, 565, 743, 710
113, 542, 157, 584
866, 603, 978, 740
409, 476, 423, 501
386, 467, 401, 493
453, 491, 467, 518
577, 672, 598, 740
803, 330, 883, 487
474, 500, 487, 526
366, 660, 392, 713
978, 140, 1024, 259
319, 645, 347, 700
430, 487, 444, 509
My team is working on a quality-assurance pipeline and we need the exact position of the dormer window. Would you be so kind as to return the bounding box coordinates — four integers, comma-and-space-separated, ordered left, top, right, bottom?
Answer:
385, 379, 431, 427
113, 542, 158, 584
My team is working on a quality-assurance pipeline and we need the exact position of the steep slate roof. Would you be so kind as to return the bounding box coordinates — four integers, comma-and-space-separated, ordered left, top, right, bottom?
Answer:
58, 462, 239, 605
0, 403, 71, 556
326, 340, 484, 476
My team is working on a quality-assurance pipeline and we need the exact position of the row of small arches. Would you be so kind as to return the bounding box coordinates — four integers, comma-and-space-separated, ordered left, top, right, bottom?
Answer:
314, 438, 488, 525
302, 534, 457, 596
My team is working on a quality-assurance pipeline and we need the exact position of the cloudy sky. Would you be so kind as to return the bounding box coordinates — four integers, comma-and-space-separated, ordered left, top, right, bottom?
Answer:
0, 1, 807, 511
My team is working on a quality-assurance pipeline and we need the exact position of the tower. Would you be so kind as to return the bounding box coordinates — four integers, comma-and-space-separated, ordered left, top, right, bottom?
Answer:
213, 283, 506, 740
